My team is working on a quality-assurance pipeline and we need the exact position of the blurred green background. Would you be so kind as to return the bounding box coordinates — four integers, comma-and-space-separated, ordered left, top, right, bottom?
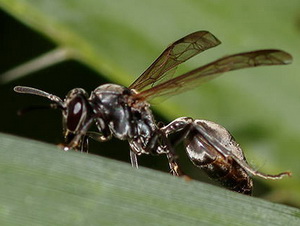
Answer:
0, 0, 299, 207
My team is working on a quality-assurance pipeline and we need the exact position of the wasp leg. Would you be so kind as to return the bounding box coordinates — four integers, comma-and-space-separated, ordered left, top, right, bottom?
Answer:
65, 117, 95, 150
165, 152, 183, 176
128, 129, 184, 176
86, 131, 112, 142
130, 150, 139, 168
233, 157, 292, 179
159, 133, 184, 177
62, 134, 89, 153
80, 135, 89, 153
160, 119, 197, 177
128, 132, 160, 169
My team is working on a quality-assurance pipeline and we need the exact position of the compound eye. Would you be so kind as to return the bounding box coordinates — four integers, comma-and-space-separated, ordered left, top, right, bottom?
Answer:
67, 96, 85, 131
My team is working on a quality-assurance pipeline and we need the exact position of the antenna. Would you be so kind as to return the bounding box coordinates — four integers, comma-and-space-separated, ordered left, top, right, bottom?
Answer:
14, 86, 65, 107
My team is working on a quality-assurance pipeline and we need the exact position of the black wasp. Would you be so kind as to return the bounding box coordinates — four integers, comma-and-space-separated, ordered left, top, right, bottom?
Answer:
14, 31, 292, 195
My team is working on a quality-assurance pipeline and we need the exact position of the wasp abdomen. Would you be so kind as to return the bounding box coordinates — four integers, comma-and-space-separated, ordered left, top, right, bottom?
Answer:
185, 127, 253, 194
203, 157, 252, 194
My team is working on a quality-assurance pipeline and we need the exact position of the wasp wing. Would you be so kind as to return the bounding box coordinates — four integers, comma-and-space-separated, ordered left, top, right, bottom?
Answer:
134, 50, 292, 100
129, 31, 221, 91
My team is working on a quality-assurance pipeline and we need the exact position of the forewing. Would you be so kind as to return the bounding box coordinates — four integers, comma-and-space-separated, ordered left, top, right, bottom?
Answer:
129, 31, 221, 91
134, 49, 292, 100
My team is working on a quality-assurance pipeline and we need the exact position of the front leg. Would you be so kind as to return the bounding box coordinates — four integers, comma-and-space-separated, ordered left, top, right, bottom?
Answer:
64, 117, 95, 151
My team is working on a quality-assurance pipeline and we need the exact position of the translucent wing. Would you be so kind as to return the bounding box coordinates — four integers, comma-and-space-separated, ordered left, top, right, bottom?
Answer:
129, 31, 221, 91
133, 49, 292, 101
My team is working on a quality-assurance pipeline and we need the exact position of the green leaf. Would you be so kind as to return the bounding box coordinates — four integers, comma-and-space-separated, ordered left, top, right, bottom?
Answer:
0, 133, 300, 225
1, 0, 300, 205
